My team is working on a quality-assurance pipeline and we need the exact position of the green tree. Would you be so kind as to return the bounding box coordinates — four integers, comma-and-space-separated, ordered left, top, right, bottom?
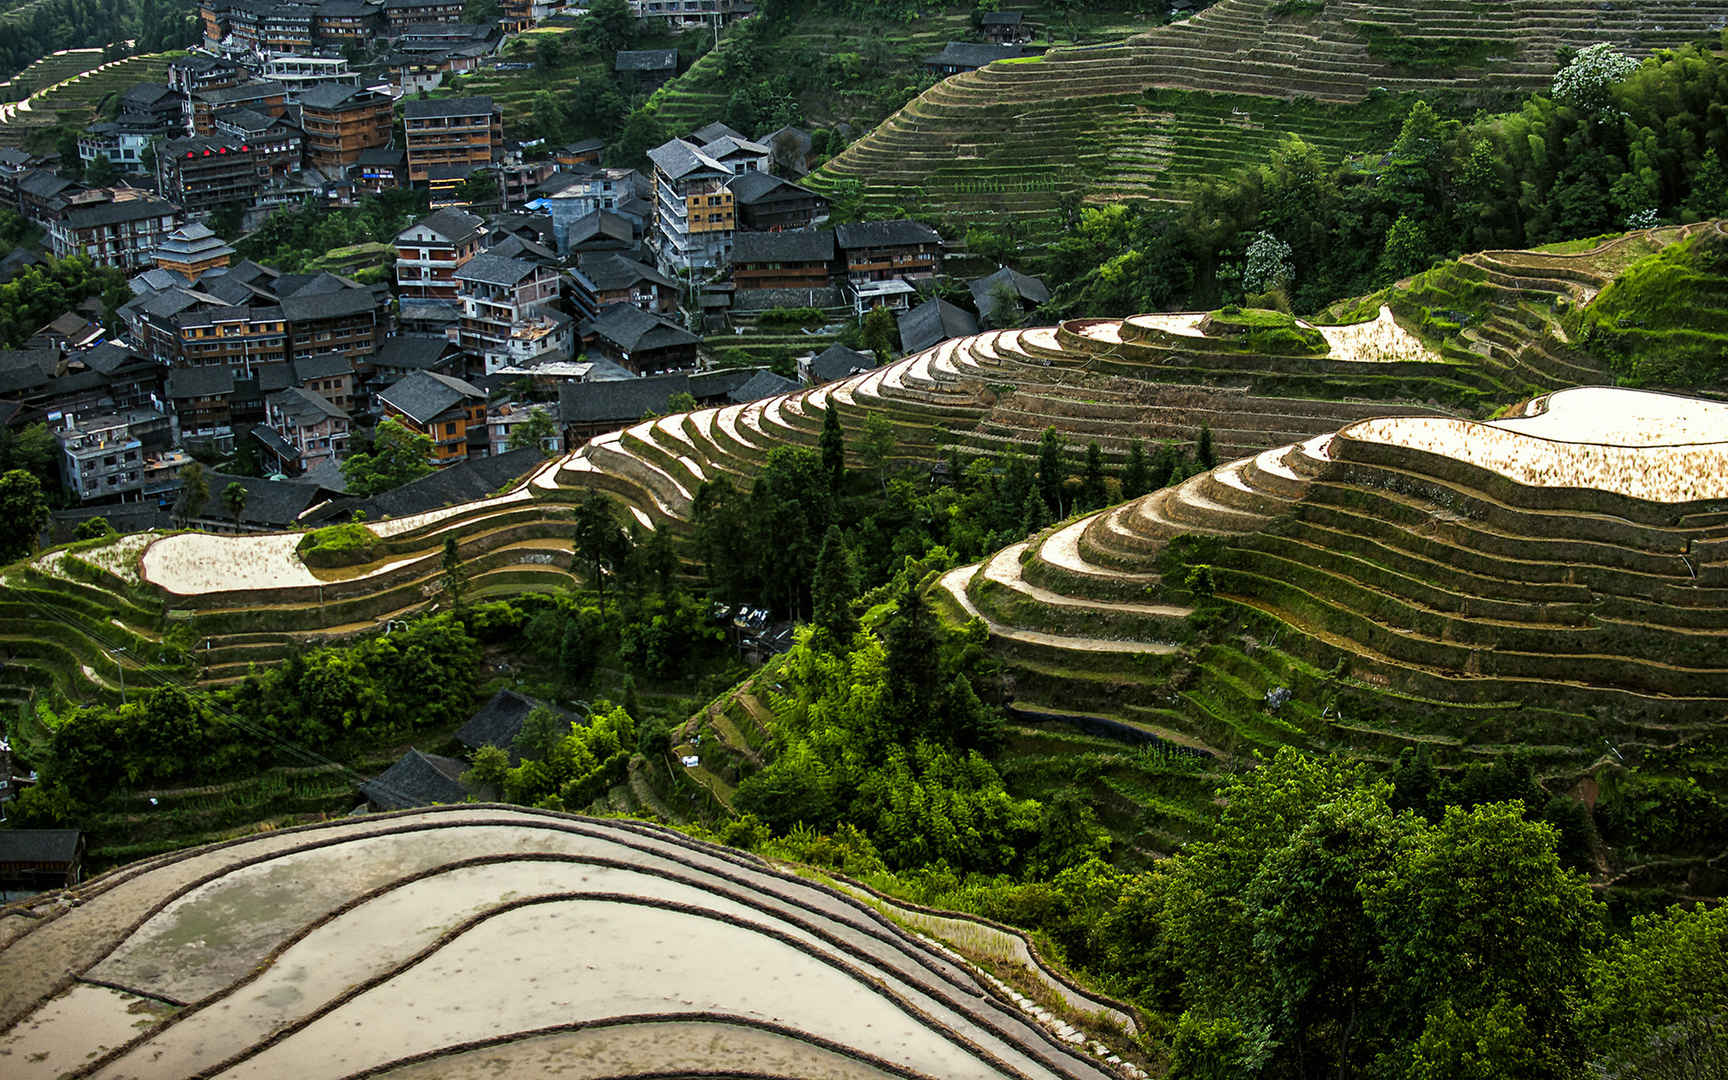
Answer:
83, 153, 116, 187
174, 462, 209, 525
462, 743, 510, 797
1037, 426, 1065, 517
1120, 438, 1149, 499
1020, 486, 1048, 534
811, 525, 858, 644
858, 411, 895, 493
72, 516, 114, 541
1585, 902, 1728, 1078
0, 469, 49, 563
1080, 441, 1107, 509
1196, 425, 1216, 469
882, 579, 941, 736
441, 535, 466, 611
457, 170, 499, 207
506, 407, 558, 456
340, 417, 435, 496
819, 402, 845, 490
221, 480, 247, 526
861, 304, 899, 362
571, 492, 626, 613
749, 446, 832, 617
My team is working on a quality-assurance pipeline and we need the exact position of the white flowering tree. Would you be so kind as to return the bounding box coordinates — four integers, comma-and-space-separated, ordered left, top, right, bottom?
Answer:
1243, 231, 1295, 295
1551, 43, 1640, 114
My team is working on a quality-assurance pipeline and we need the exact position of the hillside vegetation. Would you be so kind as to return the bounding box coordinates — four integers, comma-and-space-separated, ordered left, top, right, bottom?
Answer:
809, 0, 1728, 233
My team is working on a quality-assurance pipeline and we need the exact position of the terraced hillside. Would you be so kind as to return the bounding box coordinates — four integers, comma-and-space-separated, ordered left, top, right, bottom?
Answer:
0, 50, 178, 147
934, 384, 1728, 878
809, 0, 1725, 229
7, 228, 1694, 712
0, 806, 1143, 1079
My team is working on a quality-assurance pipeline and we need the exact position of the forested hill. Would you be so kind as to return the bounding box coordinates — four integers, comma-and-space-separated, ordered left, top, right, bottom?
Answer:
808, 0, 1727, 234
0, 0, 194, 86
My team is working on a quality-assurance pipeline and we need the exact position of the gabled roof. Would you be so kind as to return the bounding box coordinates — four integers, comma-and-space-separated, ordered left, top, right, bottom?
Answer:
403, 95, 495, 119
807, 343, 873, 384
835, 220, 940, 249
204, 468, 334, 525
166, 365, 237, 399
375, 334, 458, 371
278, 283, 378, 322
293, 352, 352, 382
979, 10, 1023, 25
730, 369, 798, 403
559, 371, 699, 425
898, 297, 978, 355
270, 384, 347, 425
0, 829, 81, 864
64, 197, 178, 231
578, 252, 677, 293
379, 369, 485, 424
688, 121, 746, 146
195, 81, 286, 105
923, 42, 1036, 68
699, 134, 769, 161
646, 139, 728, 183
731, 228, 832, 265
725, 169, 822, 206
401, 206, 483, 245
455, 688, 546, 757
359, 748, 469, 810
486, 233, 558, 265
582, 303, 699, 355
16, 169, 77, 200
357, 147, 405, 167
295, 83, 379, 111
614, 48, 676, 72
77, 341, 152, 377
968, 265, 1050, 319
565, 209, 634, 251
454, 252, 542, 287
325, 446, 538, 522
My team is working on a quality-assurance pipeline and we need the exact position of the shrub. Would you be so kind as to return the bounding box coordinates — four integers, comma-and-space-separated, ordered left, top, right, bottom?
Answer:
295, 522, 382, 569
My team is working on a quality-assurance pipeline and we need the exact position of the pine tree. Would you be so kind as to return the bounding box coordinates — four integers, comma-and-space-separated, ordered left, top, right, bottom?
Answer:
441, 536, 466, 610
1150, 440, 1179, 489
1037, 426, 1065, 517
811, 525, 859, 645
1020, 487, 1048, 535
1121, 439, 1150, 499
1080, 441, 1108, 509
1197, 425, 1217, 469
820, 403, 845, 490
884, 579, 941, 735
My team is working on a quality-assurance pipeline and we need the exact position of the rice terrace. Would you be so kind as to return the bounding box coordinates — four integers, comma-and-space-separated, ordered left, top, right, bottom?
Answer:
2, 0, 1728, 1075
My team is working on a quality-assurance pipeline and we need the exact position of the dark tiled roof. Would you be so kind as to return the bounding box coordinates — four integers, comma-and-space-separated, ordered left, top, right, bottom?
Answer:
375, 334, 457, 370
968, 265, 1050, 312
204, 469, 333, 526
360, 748, 469, 810
558, 367, 762, 425
578, 252, 676, 293
256, 362, 294, 393
0, 829, 81, 863
979, 10, 1023, 25
166, 365, 237, 399
454, 688, 545, 755
923, 42, 1035, 68
834, 219, 940, 250
808, 343, 873, 383
77, 342, 151, 377
487, 233, 558, 265
731, 228, 832, 264
730, 369, 797, 402
195, 81, 286, 105
688, 121, 746, 145
403, 95, 495, 119
64, 197, 178, 231
270, 385, 347, 424
403, 206, 483, 244
898, 297, 978, 355
334, 446, 539, 521
615, 48, 676, 72
295, 83, 375, 111
293, 353, 352, 381
357, 147, 405, 166
646, 139, 727, 182
582, 303, 699, 354
725, 169, 810, 205
278, 285, 377, 322
565, 210, 634, 250
379, 369, 484, 424
454, 252, 540, 286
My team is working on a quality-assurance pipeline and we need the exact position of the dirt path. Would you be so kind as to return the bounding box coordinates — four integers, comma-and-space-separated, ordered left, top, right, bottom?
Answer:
938, 566, 1177, 655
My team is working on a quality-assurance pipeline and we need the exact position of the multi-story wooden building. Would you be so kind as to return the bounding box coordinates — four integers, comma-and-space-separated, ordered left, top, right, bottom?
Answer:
452, 252, 562, 369
647, 138, 735, 276
727, 170, 831, 232
298, 84, 394, 172
402, 96, 501, 191
47, 191, 182, 271
263, 385, 350, 472
729, 229, 834, 291
156, 135, 268, 213
377, 369, 487, 465
261, 54, 361, 98
189, 81, 287, 135
151, 222, 236, 283
834, 220, 943, 283
395, 207, 485, 302
381, 0, 464, 29
313, 0, 382, 44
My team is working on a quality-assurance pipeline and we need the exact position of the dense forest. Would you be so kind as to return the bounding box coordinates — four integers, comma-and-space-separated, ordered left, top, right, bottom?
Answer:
0, 0, 195, 84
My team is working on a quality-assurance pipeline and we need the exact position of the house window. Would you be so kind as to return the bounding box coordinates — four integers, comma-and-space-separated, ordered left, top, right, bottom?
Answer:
444, 421, 457, 435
